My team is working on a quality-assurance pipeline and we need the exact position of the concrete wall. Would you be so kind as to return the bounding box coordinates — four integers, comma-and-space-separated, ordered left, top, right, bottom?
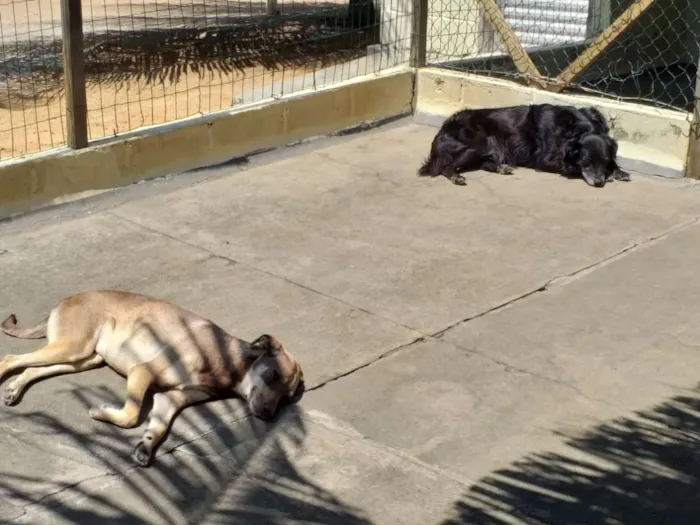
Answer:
414, 68, 691, 178
0, 68, 414, 219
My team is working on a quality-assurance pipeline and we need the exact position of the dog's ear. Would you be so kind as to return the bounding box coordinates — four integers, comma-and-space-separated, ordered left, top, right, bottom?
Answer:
583, 107, 609, 133
249, 334, 283, 356
563, 138, 581, 163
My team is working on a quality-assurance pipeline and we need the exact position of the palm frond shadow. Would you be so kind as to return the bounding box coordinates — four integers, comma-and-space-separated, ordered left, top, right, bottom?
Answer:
443, 387, 700, 525
0, 0, 379, 107
0, 314, 370, 524
0, 387, 371, 524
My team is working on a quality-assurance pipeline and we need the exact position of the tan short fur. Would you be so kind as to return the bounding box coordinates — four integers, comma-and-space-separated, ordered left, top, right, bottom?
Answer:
1, 290, 305, 467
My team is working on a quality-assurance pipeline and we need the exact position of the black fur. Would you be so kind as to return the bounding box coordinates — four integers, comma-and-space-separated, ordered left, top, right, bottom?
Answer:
419, 104, 631, 187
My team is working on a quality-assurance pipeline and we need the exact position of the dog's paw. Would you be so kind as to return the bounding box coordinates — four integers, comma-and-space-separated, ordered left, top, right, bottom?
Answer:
450, 175, 467, 186
132, 441, 153, 467
499, 165, 515, 175
89, 403, 117, 421
614, 170, 631, 182
2, 387, 19, 406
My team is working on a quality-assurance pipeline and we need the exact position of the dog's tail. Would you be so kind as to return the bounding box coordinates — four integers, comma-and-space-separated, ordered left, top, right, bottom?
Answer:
1, 314, 48, 339
417, 155, 440, 177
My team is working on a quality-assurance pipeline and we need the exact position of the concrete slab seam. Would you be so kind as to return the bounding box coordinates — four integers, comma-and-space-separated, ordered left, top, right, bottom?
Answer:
106, 212, 422, 335
306, 336, 428, 393
433, 214, 700, 338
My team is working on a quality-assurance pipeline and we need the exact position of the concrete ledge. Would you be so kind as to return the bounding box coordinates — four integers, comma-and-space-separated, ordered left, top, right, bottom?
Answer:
414, 68, 691, 179
0, 67, 414, 219
414, 111, 686, 179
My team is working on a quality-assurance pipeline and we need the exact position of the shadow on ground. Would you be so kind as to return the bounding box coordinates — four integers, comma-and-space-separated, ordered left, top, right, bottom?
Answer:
0, 312, 370, 523
443, 387, 700, 524
0, 385, 371, 524
0, 0, 380, 107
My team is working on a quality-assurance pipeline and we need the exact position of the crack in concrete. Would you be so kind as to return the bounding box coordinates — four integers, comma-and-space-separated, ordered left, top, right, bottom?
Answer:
451, 341, 625, 410
12, 413, 254, 522
6, 470, 121, 524
306, 337, 427, 393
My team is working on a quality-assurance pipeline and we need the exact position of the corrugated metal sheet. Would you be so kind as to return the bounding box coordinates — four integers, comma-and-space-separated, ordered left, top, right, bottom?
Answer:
498, 0, 593, 49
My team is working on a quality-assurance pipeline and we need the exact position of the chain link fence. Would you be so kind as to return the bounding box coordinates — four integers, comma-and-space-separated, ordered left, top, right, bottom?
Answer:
426, 0, 698, 113
0, 0, 413, 160
4, 0, 689, 162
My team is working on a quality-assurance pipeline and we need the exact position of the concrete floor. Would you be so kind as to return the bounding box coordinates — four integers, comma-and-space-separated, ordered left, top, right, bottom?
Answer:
1, 119, 700, 524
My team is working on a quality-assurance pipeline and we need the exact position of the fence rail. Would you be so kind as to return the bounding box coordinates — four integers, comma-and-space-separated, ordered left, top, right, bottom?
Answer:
0, 0, 697, 161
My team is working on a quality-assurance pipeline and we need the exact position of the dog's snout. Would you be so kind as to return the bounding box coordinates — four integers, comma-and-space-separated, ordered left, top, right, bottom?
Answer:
255, 406, 274, 420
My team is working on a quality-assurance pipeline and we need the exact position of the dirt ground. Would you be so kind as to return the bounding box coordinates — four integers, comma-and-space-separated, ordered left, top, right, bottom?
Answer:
0, 65, 316, 160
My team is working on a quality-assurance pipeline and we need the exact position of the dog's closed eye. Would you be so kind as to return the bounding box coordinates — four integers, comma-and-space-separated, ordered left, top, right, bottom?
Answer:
261, 367, 280, 384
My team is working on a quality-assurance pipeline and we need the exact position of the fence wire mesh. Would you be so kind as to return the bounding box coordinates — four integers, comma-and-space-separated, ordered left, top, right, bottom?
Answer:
426, 0, 699, 113
0, 0, 66, 159
0, 0, 412, 160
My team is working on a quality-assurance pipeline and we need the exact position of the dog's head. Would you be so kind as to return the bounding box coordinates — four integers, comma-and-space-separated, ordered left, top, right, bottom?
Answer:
241, 334, 305, 420
565, 133, 613, 188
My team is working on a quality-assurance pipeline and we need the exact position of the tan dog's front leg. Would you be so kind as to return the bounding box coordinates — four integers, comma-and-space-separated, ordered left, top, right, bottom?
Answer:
3, 354, 105, 406
132, 388, 213, 467
89, 364, 153, 428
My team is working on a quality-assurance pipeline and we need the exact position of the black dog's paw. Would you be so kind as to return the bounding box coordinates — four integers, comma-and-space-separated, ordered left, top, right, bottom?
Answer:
2, 388, 19, 406
132, 442, 153, 467
614, 169, 631, 182
499, 165, 515, 175
449, 175, 467, 186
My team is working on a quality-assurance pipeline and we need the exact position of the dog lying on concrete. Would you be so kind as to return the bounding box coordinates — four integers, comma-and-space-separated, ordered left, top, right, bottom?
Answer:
1, 290, 305, 467
418, 103, 631, 188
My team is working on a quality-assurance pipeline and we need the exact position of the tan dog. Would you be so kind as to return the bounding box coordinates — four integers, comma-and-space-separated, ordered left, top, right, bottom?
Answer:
0, 290, 305, 467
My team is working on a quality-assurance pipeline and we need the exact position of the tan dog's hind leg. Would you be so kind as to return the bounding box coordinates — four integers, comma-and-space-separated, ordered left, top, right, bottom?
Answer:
132, 388, 213, 467
0, 340, 97, 383
89, 364, 153, 428
3, 354, 105, 406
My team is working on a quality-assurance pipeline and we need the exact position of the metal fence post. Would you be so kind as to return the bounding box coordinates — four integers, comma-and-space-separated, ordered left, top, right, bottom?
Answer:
686, 68, 700, 179
266, 0, 279, 16
61, 0, 88, 149
410, 0, 428, 67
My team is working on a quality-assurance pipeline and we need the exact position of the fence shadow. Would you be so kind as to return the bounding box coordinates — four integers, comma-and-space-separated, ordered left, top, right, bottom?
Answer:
443, 387, 700, 524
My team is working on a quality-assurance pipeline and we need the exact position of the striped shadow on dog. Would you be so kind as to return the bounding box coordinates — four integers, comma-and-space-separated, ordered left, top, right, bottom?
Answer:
1, 290, 305, 467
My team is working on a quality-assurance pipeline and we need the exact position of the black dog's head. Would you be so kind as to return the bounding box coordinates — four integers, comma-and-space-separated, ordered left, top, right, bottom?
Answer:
565, 133, 614, 188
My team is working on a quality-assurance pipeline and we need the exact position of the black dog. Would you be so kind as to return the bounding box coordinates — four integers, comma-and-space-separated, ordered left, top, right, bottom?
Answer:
418, 104, 631, 188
